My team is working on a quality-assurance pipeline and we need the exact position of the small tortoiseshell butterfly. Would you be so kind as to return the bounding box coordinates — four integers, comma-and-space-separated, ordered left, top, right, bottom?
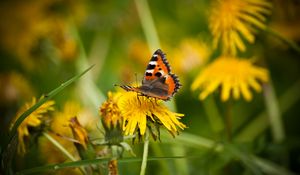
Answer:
118, 49, 181, 101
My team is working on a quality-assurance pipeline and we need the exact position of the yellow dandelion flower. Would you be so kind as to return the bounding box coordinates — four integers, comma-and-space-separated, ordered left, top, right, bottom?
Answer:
209, 0, 272, 55
192, 56, 269, 101
100, 91, 124, 144
117, 92, 186, 136
11, 97, 55, 154
100, 92, 123, 129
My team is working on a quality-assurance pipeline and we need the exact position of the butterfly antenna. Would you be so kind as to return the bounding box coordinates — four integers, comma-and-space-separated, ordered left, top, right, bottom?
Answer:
133, 72, 138, 100
134, 72, 138, 87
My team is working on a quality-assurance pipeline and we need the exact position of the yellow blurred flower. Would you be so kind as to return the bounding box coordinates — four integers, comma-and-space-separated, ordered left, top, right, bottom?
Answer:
192, 56, 269, 101
118, 91, 186, 136
209, 0, 272, 55
51, 101, 82, 135
49, 19, 79, 61
0, 72, 35, 105
11, 97, 55, 154
0, 0, 85, 69
39, 101, 92, 163
170, 39, 211, 74
0, 1, 49, 69
128, 39, 151, 67
121, 39, 151, 84
69, 117, 89, 150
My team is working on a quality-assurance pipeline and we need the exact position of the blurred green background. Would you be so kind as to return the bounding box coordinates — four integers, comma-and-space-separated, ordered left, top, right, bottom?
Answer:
1, 0, 300, 174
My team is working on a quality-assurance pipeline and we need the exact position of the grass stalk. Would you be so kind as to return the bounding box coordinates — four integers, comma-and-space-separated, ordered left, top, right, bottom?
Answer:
263, 82, 285, 143
43, 132, 87, 175
134, 0, 161, 51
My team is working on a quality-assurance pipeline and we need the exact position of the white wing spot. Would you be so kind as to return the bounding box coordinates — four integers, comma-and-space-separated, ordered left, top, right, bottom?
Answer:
146, 70, 154, 73
149, 61, 157, 65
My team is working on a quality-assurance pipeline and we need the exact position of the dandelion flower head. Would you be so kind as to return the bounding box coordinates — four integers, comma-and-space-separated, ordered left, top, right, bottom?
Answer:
192, 56, 269, 101
100, 91, 124, 144
209, 0, 272, 55
100, 91, 123, 129
117, 91, 186, 136
11, 97, 55, 154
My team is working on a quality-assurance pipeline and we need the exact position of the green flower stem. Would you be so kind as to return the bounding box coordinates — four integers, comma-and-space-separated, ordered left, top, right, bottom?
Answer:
140, 130, 150, 175
43, 132, 87, 175
263, 82, 285, 143
134, 0, 161, 51
110, 146, 120, 175
225, 100, 233, 141
266, 27, 300, 54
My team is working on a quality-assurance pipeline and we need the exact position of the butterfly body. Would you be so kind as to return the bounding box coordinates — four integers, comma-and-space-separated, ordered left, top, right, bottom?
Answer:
119, 49, 181, 101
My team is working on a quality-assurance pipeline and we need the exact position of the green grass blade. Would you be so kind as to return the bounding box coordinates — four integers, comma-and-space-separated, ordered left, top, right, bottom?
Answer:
16, 156, 190, 175
251, 155, 296, 175
16, 157, 110, 175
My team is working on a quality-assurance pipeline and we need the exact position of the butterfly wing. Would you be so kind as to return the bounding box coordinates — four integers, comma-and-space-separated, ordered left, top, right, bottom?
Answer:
140, 49, 181, 100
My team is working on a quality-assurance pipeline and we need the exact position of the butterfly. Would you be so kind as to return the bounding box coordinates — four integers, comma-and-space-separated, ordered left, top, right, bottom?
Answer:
118, 49, 181, 101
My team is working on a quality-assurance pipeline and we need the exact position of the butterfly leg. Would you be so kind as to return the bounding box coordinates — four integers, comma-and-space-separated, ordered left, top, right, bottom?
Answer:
149, 97, 158, 108
136, 93, 143, 106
